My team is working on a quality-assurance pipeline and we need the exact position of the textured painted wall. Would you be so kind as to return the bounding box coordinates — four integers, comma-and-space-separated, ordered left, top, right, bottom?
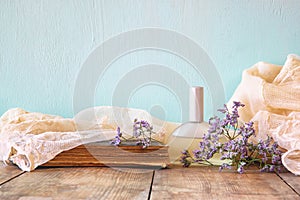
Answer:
1, 0, 300, 122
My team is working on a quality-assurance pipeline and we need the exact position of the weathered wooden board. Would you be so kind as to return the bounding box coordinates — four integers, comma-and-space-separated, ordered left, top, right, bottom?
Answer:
277, 172, 300, 196
0, 167, 154, 200
2, 163, 300, 200
151, 166, 300, 200
0, 162, 24, 185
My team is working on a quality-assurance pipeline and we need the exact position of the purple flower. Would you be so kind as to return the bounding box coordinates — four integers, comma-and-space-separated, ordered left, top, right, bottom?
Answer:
180, 101, 284, 174
140, 138, 151, 148
269, 165, 275, 172
117, 127, 122, 137
133, 128, 141, 137
180, 149, 191, 167
110, 127, 122, 146
217, 104, 228, 114
260, 165, 269, 172
276, 166, 283, 172
272, 155, 281, 165
140, 120, 151, 129
110, 119, 156, 149
232, 101, 245, 108
237, 166, 244, 174
237, 162, 246, 174
219, 163, 231, 172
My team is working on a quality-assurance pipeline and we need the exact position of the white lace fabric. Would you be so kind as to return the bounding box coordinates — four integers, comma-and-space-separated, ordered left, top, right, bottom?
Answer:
0, 107, 177, 171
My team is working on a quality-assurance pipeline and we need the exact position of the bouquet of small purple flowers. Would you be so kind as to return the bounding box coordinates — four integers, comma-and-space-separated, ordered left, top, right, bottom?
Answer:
111, 119, 155, 149
180, 101, 283, 173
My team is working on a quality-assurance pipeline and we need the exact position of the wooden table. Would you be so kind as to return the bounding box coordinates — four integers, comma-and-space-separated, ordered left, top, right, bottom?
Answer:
0, 162, 299, 200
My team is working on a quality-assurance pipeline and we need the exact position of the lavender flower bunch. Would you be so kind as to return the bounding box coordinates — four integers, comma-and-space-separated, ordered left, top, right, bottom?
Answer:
111, 119, 155, 149
180, 101, 283, 173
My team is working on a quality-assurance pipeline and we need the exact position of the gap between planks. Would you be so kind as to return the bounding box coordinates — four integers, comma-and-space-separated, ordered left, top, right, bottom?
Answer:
0, 163, 26, 186
276, 172, 300, 196
147, 170, 155, 200
0, 171, 26, 187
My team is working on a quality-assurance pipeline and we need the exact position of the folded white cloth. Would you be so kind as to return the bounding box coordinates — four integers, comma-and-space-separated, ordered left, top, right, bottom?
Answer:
229, 54, 300, 175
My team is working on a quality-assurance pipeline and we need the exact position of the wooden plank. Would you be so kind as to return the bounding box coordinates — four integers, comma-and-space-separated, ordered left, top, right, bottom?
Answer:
277, 172, 300, 195
0, 167, 153, 200
0, 162, 24, 185
151, 166, 300, 200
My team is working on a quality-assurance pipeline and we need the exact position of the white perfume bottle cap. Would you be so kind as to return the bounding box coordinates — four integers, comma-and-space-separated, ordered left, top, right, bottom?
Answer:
172, 86, 208, 138
189, 86, 204, 122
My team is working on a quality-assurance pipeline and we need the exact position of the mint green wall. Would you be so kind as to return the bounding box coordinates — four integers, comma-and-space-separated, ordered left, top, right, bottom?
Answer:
1, 0, 300, 122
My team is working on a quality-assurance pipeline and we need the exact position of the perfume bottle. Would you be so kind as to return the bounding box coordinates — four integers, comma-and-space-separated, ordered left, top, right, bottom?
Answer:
168, 86, 209, 163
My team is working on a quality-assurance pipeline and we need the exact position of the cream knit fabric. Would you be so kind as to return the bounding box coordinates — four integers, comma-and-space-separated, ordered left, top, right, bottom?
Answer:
229, 54, 300, 175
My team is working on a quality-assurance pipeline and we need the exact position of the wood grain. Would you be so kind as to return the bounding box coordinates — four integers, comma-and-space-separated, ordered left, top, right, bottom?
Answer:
151, 166, 300, 200
0, 162, 24, 185
0, 167, 154, 200
277, 172, 300, 196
